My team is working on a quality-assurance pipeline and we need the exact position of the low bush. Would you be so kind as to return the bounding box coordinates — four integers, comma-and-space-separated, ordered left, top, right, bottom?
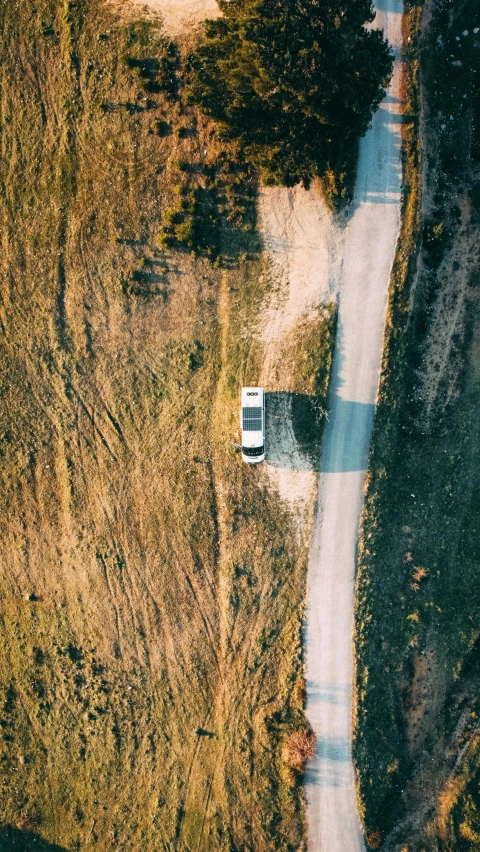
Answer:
283, 728, 316, 771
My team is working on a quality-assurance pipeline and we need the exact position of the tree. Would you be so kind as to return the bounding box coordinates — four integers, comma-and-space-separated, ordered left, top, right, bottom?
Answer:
188, 0, 393, 188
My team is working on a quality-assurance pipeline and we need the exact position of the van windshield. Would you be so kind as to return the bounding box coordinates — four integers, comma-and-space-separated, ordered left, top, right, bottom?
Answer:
242, 446, 264, 457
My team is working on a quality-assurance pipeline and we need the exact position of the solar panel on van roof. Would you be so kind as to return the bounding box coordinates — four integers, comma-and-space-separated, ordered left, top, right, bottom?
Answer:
242, 407, 262, 431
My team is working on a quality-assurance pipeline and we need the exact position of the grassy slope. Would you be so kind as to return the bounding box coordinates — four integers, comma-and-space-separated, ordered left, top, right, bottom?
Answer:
0, 2, 326, 849
353, 0, 480, 848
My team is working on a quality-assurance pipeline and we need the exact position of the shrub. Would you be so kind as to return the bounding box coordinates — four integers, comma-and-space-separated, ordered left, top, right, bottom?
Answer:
164, 208, 181, 227
366, 829, 382, 849
172, 158, 188, 172
157, 232, 172, 250
149, 119, 170, 137
174, 217, 196, 246
283, 727, 316, 771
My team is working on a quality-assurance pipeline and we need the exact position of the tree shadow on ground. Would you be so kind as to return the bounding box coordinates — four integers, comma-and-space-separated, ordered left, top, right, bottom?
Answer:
0, 827, 67, 851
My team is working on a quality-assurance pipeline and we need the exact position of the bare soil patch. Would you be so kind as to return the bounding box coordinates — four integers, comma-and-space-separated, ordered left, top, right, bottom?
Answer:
112, 0, 220, 36
258, 183, 338, 528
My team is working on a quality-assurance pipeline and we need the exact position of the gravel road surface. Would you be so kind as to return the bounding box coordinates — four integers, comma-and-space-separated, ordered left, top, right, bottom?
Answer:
304, 1, 403, 849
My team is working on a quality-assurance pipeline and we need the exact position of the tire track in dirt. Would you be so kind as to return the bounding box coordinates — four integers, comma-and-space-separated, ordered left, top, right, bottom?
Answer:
143, 588, 189, 720
162, 462, 226, 849
96, 551, 124, 657
194, 742, 226, 852
77, 222, 110, 319
19, 346, 120, 466
173, 705, 217, 848
183, 572, 221, 675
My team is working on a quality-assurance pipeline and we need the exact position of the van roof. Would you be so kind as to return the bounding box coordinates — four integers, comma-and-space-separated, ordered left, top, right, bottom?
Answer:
241, 387, 264, 407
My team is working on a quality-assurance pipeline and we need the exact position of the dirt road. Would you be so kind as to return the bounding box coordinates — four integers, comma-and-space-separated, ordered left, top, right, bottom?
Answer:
304, 2, 403, 849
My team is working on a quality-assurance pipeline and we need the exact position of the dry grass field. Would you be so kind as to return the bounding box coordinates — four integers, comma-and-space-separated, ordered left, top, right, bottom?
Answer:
0, 2, 325, 849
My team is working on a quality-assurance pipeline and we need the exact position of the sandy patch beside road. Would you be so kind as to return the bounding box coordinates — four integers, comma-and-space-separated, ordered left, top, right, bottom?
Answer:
258, 184, 340, 528
113, 0, 220, 36
259, 183, 340, 343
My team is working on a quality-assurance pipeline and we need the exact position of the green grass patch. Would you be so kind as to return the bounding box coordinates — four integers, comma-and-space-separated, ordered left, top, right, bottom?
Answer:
286, 304, 337, 400
157, 153, 258, 262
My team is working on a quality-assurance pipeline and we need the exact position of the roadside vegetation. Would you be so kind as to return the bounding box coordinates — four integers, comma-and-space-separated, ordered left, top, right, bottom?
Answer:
156, 153, 257, 262
353, 0, 480, 848
187, 0, 393, 206
0, 1, 338, 849
272, 305, 338, 462
284, 305, 337, 401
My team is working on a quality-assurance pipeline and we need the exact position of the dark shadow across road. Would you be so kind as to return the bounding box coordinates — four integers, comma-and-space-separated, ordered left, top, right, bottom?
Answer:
320, 397, 375, 473
304, 735, 352, 788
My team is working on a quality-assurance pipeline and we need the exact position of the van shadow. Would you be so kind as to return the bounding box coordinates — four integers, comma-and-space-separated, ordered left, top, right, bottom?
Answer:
319, 397, 375, 472
314, 309, 376, 473
0, 827, 67, 851
265, 391, 376, 473
265, 392, 322, 471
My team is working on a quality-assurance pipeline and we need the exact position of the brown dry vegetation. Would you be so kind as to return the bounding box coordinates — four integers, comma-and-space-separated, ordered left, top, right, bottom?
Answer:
283, 728, 316, 773
354, 0, 480, 849
274, 305, 337, 401
0, 2, 317, 850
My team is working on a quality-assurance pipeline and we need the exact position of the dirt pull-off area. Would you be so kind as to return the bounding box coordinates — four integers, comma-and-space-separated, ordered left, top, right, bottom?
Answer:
115, 0, 220, 35
258, 184, 339, 532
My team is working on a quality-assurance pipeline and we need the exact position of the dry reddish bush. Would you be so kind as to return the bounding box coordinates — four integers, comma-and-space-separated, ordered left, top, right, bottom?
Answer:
367, 829, 382, 849
284, 727, 316, 771
413, 565, 427, 582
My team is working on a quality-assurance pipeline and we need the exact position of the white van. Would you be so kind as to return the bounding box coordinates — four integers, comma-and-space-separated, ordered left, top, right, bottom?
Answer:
240, 387, 265, 464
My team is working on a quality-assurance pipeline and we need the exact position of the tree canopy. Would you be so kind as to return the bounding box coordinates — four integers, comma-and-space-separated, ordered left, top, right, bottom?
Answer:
188, 0, 393, 188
